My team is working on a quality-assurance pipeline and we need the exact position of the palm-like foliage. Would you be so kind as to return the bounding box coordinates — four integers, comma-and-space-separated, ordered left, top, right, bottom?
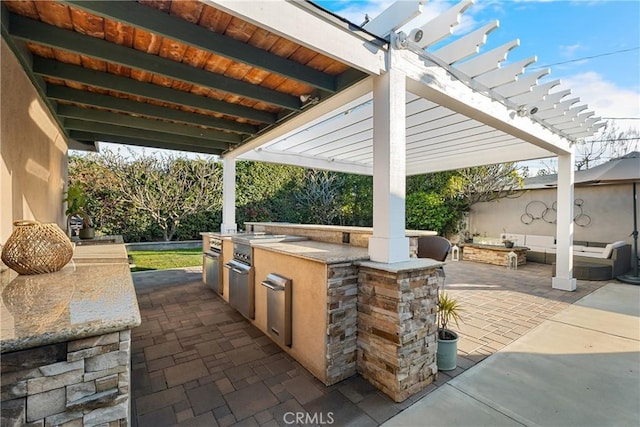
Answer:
437, 291, 462, 340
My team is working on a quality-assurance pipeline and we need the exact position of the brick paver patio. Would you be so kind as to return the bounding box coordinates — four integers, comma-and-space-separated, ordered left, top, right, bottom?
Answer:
131, 261, 606, 426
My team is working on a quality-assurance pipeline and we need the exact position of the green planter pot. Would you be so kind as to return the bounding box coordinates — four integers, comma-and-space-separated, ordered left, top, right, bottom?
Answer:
437, 329, 459, 371
79, 227, 95, 240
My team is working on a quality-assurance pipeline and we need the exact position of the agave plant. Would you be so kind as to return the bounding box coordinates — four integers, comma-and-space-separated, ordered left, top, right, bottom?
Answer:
437, 291, 462, 340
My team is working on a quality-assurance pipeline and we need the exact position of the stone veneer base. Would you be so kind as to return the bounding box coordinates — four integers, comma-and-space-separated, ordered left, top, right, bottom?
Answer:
325, 263, 359, 385
356, 263, 439, 402
1, 330, 132, 426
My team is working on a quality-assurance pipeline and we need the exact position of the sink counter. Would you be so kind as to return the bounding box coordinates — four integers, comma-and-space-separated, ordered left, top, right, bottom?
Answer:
253, 239, 369, 264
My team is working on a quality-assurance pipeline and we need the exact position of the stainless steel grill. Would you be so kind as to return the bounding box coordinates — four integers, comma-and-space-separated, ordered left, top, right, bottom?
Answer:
226, 234, 306, 320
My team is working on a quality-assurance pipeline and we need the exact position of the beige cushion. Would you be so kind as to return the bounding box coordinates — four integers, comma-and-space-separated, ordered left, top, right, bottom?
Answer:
582, 246, 605, 254
578, 252, 607, 259
602, 241, 627, 258
525, 235, 555, 248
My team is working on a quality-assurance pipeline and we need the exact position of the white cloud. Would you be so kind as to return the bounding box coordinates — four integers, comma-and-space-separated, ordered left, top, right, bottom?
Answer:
561, 71, 640, 133
559, 43, 583, 58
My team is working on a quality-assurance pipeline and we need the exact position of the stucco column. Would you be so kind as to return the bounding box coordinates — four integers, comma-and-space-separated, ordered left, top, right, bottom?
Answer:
221, 156, 237, 233
368, 65, 410, 263
552, 152, 576, 291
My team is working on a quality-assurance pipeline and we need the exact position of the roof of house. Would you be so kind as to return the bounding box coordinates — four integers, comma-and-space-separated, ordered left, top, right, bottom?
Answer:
523, 151, 640, 189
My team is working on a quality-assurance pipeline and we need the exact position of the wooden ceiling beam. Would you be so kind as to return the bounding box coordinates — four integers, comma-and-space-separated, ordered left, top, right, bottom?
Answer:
32, 57, 276, 124
63, 119, 231, 150
59, 0, 337, 93
70, 131, 225, 156
56, 104, 243, 143
9, 13, 302, 110
47, 85, 259, 135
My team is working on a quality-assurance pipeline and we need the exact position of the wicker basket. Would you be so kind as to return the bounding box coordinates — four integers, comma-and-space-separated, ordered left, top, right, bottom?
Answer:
1, 220, 74, 275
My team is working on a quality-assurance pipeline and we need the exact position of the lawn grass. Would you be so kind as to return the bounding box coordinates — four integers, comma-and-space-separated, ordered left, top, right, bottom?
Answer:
128, 248, 202, 272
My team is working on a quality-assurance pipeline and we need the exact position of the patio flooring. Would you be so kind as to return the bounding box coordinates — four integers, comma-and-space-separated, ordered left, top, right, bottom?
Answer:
130, 261, 606, 426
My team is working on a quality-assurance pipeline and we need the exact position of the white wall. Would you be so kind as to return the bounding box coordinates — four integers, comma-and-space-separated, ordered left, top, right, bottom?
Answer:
469, 184, 637, 246
1, 39, 68, 244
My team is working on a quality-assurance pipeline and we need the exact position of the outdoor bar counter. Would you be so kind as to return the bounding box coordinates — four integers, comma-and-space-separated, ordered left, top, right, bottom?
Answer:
0, 243, 140, 426
202, 223, 444, 402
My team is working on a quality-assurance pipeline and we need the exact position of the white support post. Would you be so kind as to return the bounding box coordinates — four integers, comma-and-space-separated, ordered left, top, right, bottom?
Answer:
368, 64, 410, 263
221, 157, 237, 233
552, 152, 577, 291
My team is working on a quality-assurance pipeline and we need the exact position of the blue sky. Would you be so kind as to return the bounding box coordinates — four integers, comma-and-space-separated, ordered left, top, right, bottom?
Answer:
316, 0, 640, 131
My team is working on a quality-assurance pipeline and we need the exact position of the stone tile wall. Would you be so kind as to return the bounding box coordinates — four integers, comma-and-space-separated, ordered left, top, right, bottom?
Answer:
1, 330, 132, 426
325, 263, 359, 385
357, 265, 439, 402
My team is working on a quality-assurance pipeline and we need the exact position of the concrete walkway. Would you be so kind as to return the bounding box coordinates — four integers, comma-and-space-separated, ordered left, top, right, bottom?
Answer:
384, 282, 640, 427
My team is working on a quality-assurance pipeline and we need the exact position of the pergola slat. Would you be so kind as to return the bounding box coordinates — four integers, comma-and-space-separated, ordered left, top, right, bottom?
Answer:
456, 39, 519, 77
493, 69, 550, 98
420, 0, 474, 48
507, 80, 560, 105
474, 56, 536, 88
432, 21, 499, 65
530, 89, 572, 112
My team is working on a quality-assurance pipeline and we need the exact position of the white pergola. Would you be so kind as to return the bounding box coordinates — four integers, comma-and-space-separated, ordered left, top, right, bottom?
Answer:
210, 0, 605, 291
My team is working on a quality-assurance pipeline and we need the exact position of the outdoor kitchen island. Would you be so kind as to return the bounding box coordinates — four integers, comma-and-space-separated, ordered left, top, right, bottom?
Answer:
0, 243, 140, 426
202, 223, 444, 402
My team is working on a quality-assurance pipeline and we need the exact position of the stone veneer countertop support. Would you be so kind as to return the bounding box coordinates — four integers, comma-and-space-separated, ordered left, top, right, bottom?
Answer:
1, 244, 141, 353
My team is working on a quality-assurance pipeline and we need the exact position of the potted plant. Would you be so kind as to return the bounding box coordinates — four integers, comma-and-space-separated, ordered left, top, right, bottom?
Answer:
63, 184, 95, 239
437, 291, 462, 371
503, 239, 514, 248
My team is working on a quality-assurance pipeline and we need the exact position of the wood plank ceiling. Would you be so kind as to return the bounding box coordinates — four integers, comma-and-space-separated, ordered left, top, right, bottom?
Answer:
1, 0, 368, 155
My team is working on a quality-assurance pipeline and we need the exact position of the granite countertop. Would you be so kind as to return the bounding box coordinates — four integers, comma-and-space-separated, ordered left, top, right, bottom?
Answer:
253, 240, 370, 264
0, 244, 141, 353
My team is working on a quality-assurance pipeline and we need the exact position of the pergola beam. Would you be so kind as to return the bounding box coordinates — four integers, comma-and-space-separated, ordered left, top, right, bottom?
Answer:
47, 85, 258, 135
59, 0, 337, 93
69, 131, 224, 156
63, 119, 230, 150
32, 57, 276, 124
56, 104, 242, 143
8, 13, 302, 110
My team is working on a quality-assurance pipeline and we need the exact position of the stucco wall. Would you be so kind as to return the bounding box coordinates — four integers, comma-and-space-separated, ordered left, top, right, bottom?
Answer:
469, 184, 637, 248
1, 39, 68, 243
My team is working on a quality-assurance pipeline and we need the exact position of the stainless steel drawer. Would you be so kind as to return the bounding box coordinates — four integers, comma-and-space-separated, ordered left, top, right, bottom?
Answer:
261, 273, 291, 347
225, 260, 254, 319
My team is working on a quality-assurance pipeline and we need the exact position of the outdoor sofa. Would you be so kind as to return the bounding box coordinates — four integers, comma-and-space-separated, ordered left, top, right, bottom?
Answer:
501, 233, 632, 280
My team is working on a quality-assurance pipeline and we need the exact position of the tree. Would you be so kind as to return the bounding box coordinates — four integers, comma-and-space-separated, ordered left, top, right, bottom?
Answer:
537, 121, 640, 174
102, 150, 222, 241
450, 163, 527, 205
295, 169, 345, 225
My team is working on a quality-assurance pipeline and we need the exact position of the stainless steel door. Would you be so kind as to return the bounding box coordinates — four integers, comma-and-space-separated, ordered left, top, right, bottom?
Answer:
261, 274, 292, 347
203, 251, 221, 294
224, 260, 254, 319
